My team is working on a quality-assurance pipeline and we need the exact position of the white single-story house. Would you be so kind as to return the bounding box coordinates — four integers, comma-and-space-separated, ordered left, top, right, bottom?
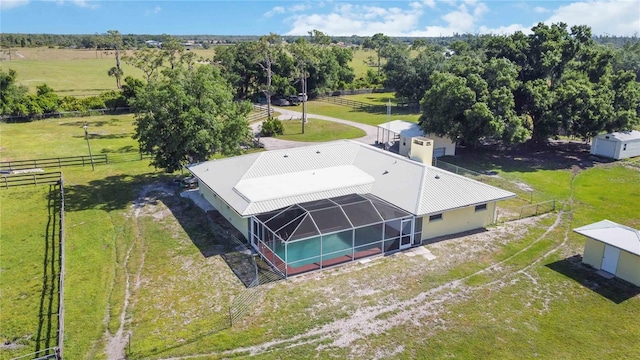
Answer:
377, 120, 456, 159
590, 130, 640, 160
574, 220, 640, 286
188, 140, 514, 277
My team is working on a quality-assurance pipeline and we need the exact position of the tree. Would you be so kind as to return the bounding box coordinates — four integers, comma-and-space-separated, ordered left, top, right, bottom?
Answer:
363, 33, 391, 75
104, 30, 124, 88
483, 23, 639, 145
123, 47, 164, 83
0, 69, 28, 115
255, 34, 281, 117
35, 83, 60, 113
131, 65, 251, 172
419, 57, 531, 148
108, 66, 124, 89
213, 42, 261, 100
160, 34, 185, 70
384, 47, 445, 102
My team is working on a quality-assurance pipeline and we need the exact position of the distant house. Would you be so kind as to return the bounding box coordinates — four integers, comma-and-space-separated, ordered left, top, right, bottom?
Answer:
590, 130, 640, 160
188, 140, 514, 277
377, 120, 456, 159
145, 40, 162, 48
574, 220, 640, 286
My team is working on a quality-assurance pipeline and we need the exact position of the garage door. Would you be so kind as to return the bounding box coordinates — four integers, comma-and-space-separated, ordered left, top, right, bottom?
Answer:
433, 147, 446, 158
601, 245, 620, 274
594, 139, 616, 158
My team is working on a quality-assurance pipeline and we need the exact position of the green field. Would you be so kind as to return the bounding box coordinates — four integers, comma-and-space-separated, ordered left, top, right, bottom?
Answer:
306, 99, 421, 126
278, 118, 365, 142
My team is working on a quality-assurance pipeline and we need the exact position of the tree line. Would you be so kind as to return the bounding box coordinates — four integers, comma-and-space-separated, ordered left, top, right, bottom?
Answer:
1, 31, 636, 50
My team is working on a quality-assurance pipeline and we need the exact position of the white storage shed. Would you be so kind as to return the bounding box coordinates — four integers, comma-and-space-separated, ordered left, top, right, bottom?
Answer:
590, 130, 640, 160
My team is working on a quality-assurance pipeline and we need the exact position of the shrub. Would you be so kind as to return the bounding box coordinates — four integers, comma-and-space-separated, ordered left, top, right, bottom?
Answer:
261, 117, 284, 137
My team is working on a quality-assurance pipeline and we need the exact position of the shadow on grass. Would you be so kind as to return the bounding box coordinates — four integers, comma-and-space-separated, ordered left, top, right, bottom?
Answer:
70, 133, 131, 140
64, 173, 168, 212
34, 184, 62, 357
100, 145, 137, 154
59, 118, 119, 127
546, 255, 640, 304
442, 141, 613, 174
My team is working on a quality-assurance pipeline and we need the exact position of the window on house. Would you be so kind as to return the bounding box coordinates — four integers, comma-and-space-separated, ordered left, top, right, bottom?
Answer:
475, 204, 487, 212
429, 213, 443, 222
623, 144, 627, 151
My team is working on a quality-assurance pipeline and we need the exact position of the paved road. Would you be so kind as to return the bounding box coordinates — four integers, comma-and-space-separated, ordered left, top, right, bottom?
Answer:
250, 107, 379, 150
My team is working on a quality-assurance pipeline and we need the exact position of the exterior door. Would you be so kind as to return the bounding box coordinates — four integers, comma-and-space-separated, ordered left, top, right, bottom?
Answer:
601, 245, 620, 274
400, 219, 412, 250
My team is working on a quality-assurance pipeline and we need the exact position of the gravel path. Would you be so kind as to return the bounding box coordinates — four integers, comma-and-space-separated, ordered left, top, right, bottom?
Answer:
250, 107, 378, 150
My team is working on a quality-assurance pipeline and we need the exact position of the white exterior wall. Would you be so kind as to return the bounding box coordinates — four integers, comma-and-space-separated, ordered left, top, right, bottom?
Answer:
425, 134, 456, 156
591, 136, 640, 160
400, 134, 455, 158
198, 182, 249, 240
421, 202, 497, 240
399, 135, 412, 157
616, 139, 640, 160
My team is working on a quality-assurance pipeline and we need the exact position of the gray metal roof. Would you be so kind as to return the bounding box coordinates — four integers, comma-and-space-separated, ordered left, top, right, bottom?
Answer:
574, 220, 640, 256
594, 130, 640, 142
188, 140, 515, 217
377, 120, 424, 138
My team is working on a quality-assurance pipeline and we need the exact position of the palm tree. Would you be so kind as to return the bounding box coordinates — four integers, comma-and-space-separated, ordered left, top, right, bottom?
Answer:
108, 66, 124, 89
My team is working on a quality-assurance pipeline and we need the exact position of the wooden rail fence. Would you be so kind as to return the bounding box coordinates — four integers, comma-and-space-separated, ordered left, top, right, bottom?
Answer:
317, 95, 420, 112
1, 155, 108, 172
1, 172, 62, 189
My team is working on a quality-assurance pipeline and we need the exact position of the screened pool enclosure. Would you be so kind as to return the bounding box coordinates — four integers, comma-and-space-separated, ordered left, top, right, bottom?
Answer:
250, 194, 421, 277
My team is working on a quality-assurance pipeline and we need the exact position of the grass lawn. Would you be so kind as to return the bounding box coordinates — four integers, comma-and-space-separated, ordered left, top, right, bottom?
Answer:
0, 47, 218, 96
277, 118, 365, 142
2, 108, 639, 359
0, 114, 139, 161
306, 100, 420, 126
341, 92, 398, 105
1, 59, 144, 96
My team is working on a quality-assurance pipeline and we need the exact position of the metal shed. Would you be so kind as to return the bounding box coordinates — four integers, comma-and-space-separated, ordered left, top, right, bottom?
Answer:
590, 130, 640, 160
574, 220, 640, 286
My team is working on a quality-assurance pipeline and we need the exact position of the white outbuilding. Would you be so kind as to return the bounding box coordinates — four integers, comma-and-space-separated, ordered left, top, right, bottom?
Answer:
574, 220, 640, 286
590, 130, 640, 160
377, 120, 456, 159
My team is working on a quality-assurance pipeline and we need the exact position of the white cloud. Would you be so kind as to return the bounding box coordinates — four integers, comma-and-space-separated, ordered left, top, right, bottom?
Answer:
145, 6, 161, 16
285, 3, 424, 36
0, 0, 29, 10
41, 0, 98, 9
70, 0, 97, 8
264, 6, 285, 18
407, 1, 489, 36
289, 4, 312, 12
422, 0, 436, 8
544, 0, 640, 36
534, 6, 550, 13
478, 24, 532, 35
280, 0, 637, 38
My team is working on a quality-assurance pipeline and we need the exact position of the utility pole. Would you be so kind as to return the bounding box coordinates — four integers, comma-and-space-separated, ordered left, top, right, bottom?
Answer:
301, 64, 308, 134
83, 123, 95, 171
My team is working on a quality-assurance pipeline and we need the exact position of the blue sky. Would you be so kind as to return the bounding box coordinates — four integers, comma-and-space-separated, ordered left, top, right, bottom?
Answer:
1, 0, 638, 36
